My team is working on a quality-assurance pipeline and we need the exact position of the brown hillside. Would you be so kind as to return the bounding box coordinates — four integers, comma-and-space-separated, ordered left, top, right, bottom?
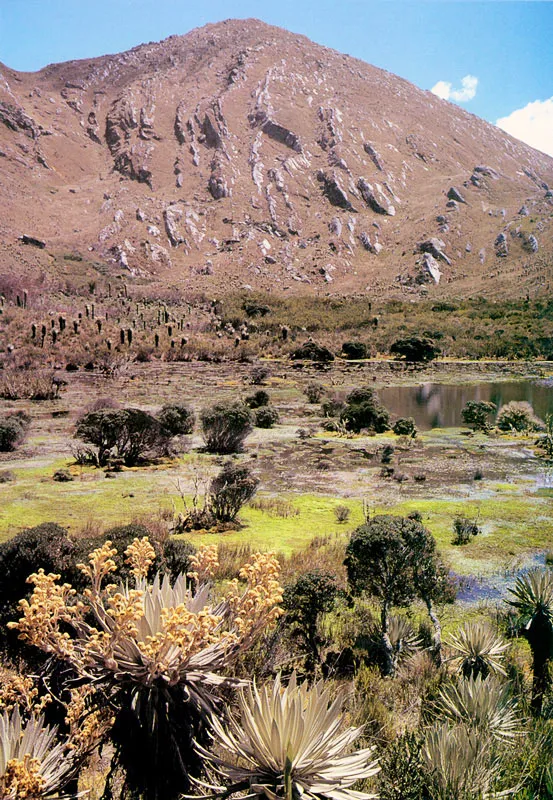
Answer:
1, 18, 552, 299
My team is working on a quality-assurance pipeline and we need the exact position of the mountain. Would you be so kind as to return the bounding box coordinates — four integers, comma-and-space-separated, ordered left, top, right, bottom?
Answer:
1, 18, 552, 299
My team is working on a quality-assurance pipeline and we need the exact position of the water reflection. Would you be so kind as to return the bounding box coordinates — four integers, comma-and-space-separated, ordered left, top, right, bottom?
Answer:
379, 380, 553, 430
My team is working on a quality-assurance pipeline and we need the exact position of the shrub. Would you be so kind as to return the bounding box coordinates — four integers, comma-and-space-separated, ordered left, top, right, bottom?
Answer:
0, 370, 60, 400
392, 417, 417, 438
245, 390, 270, 409
461, 400, 497, 432
304, 381, 324, 403
390, 337, 439, 363
290, 341, 335, 362
334, 504, 351, 523
0, 470, 15, 483
381, 445, 395, 464
282, 571, 338, 669
250, 365, 270, 385
0, 414, 29, 452
254, 405, 279, 428
452, 516, 480, 545
200, 401, 254, 454
340, 388, 390, 433
75, 407, 166, 466
497, 401, 544, 433
209, 462, 259, 522
157, 404, 195, 436
52, 468, 73, 482
341, 341, 368, 360
321, 395, 346, 418
0, 522, 76, 652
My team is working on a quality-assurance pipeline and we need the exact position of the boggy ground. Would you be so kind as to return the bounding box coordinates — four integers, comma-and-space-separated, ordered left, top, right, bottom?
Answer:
0, 358, 552, 586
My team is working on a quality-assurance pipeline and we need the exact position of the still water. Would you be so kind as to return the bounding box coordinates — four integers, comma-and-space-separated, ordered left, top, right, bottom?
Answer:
379, 380, 553, 430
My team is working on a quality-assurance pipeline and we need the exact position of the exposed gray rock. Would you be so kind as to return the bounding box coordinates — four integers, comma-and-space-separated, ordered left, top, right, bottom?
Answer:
163, 205, 187, 248
417, 238, 452, 266
466, 243, 472, 252
136, 208, 146, 222
446, 200, 459, 210
19, 234, 46, 248
357, 178, 395, 215
473, 165, 500, 179
447, 186, 466, 204
524, 234, 539, 253
363, 142, 384, 172
421, 253, 442, 284
317, 171, 354, 210
494, 232, 509, 257
0, 101, 39, 139
479, 248, 486, 264
518, 204, 529, 216
329, 217, 342, 236
359, 231, 382, 254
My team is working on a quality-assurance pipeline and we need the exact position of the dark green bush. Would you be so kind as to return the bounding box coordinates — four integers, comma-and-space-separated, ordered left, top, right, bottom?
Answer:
392, 417, 417, 437
390, 337, 439, 363
461, 400, 496, 432
340, 388, 390, 433
157, 404, 195, 436
452, 516, 480, 545
282, 570, 338, 670
200, 401, 254, 454
245, 390, 270, 409
291, 341, 335, 362
341, 341, 368, 359
254, 405, 279, 428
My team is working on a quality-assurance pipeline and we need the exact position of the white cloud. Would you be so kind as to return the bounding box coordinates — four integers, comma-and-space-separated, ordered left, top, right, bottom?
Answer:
431, 74, 478, 103
496, 97, 553, 158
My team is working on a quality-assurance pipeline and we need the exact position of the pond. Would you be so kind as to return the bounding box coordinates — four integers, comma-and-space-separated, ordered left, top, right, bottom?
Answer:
379, 380, 553, 430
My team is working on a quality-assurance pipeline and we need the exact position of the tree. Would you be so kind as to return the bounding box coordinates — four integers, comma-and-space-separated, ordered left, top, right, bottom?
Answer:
75, 407, 166, 466
345, 515, 449, 675
507, 568, 553, 714
340, 388, 390, 434
200, 401, 254, 454
461, 400, 496, 432
282, 571, 338, 671
390, 336, 439, 363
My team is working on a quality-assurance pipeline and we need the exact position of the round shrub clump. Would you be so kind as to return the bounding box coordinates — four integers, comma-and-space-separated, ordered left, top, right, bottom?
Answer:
157, 404, 195, 436
200, 401, 254, 454
254, 405, 280, 429
392, 417, 417, 438
497, 401, 544, 433
0, 412, 30, 452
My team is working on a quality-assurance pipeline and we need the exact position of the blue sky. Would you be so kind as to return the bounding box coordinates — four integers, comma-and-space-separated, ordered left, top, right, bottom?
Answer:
1, 1, 552, 155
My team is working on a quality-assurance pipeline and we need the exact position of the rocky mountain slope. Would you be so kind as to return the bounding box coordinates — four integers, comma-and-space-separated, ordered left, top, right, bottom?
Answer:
1, 18, 552, 298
